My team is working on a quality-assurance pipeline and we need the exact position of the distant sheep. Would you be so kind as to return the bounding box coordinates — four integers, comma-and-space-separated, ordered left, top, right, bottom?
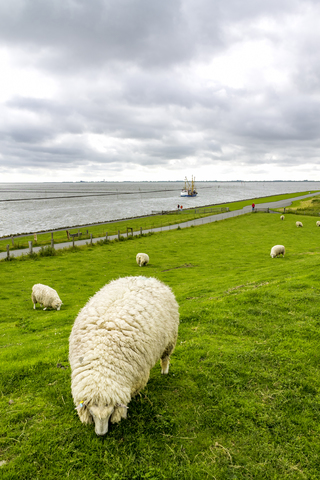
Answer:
31, 284, 62, 310
69, 276, 179, 436
316, 221, 320, 227
280, 215, 285, 220
136, 253, 149, 266
270, 245, 285, 258
296, 221, 303, 227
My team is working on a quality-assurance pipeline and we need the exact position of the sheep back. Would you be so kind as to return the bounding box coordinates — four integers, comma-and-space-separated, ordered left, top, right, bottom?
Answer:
31, 284, 62, 310
296, 221, 303, 227
69, 276, 179, 426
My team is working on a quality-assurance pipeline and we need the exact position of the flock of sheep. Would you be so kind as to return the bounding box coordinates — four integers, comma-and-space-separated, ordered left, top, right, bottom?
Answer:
270, 215, 320, 258
30, 211, 318, 435
31, 251, 180, 436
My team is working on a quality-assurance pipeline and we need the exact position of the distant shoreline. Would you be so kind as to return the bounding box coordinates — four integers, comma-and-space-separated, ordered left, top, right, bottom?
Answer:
0, 180, 318, 184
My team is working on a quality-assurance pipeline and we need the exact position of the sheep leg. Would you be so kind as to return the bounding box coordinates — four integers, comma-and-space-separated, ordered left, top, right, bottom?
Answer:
161, 342, 175, 374
161, 357, 170, 374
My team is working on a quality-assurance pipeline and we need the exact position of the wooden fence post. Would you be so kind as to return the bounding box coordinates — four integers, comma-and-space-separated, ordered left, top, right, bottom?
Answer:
28, 241, 33, 254
34, 233, 37, 242
140, 227, 142, 235
72, 237, 75, 247
90, 234, 93, 245
11, 236, 14, 246
66, 230, 70, 240
51, 232, 54, 249
6, 245, 10, 260
118, 230, 120, 240
105, 232, 108, 241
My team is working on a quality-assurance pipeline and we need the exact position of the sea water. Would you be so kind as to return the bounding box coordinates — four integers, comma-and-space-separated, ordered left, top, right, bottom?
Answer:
0, 181, 319, 237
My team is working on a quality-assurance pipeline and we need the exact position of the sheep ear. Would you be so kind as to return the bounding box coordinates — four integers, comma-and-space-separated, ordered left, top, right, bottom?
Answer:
111, 406, 127, 423
77, 404, 94, 424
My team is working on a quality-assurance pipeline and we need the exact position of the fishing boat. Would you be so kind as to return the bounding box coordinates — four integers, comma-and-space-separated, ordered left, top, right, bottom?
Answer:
180, 176, 198, 197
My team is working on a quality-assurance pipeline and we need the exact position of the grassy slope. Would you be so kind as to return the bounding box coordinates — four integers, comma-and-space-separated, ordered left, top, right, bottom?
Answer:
281, 194, 320, 217
1, 212, 320, 479
1, 190, 317, 253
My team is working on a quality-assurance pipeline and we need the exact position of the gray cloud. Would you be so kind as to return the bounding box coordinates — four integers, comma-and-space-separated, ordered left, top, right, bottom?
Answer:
1, 0, 320, 181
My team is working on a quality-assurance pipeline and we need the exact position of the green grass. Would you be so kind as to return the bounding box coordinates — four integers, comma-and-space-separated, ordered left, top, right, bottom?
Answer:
1, 190, 317, 253
1, 210, 320, 478
0, 209, 221, 253
279, 194, 320, 217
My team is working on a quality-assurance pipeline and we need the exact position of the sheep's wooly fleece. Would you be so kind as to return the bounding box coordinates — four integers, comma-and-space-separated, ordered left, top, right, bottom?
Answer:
296, 221, 303, 227
69, 276, 179, 435
31, 283, 62, 310
136, 253, 149, 266
270, 245, 285, 258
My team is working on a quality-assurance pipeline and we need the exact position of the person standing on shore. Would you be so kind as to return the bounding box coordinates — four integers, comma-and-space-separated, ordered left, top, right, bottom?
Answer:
252, 203, 255, 212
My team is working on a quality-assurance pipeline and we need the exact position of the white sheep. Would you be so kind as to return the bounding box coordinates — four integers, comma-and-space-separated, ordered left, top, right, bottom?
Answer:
270, 245, 285, 258
69, 276, 179, 436
296, 221, 303, 227
316, 221, 320, 227
280, 215, 285, 220
136, 253, 149, 266
31, 284, 62, 310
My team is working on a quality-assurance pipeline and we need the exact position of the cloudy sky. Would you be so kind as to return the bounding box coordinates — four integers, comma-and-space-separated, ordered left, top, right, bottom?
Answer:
1, 0, 320, 182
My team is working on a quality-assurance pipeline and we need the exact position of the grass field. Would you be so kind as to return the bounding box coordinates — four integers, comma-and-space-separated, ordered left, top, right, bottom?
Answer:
1, 207, 320, 479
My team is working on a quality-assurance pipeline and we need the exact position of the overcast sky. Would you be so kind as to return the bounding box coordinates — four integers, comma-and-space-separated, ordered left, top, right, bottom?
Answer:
1, 0, 320, 182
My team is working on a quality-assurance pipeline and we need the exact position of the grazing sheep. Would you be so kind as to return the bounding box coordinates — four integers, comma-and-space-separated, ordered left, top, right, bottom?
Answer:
280, 215, 285, 220
31, 284, 62, 310
296, 221, 303, 227
270, 245, 285, 258
69, 276, 179, 436
136, 253, 149, 266
316, 221, 320, 227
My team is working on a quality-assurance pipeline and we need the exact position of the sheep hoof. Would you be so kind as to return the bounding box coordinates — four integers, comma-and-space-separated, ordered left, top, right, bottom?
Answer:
161, 364, 170, 374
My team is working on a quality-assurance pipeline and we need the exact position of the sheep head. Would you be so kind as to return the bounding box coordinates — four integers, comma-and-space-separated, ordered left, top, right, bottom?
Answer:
88, 404, 115, 436
86, 403, 128, 435
53, 299, 62, 310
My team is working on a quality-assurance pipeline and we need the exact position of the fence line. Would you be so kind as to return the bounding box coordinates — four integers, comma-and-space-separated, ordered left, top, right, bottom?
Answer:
1, 206, 252, 260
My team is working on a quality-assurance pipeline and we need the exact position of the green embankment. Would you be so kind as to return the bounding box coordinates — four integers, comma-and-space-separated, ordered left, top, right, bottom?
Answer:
1, 190, 318, 253
1, 206, 320, 478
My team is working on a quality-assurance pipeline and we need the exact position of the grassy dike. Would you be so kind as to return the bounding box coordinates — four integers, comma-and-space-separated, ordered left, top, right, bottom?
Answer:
0, 190, 317, 253
1, 209, 320, 479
